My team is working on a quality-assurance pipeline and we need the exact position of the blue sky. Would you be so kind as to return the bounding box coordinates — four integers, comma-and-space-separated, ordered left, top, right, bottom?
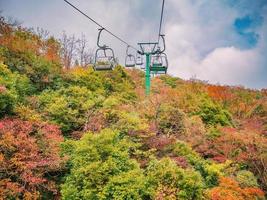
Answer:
1, 0, 267, 89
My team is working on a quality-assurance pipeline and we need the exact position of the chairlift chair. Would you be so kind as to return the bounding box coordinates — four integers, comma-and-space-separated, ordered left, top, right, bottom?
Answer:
150, 52, 168, 74
94, 48, 115, 71
125, 46, 136, 68
94, 28, 116, 71
150, 34, 168, 74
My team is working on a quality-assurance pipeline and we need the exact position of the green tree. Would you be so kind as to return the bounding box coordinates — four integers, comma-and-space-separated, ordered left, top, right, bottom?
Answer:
196, 99, 232, 126
60, 129, 148, 200
0, 63, 33, 117
38, 85, 104, 134
145, 158, 204, 200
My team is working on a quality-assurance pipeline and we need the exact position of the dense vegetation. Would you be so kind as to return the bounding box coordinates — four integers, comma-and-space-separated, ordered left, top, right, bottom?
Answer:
0, 16, 266, 199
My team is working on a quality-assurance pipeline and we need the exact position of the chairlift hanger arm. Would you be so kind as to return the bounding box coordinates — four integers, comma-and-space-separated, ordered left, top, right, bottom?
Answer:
156, 34, 166, 54
97, 28, 107, 49
126, 45, 131, 55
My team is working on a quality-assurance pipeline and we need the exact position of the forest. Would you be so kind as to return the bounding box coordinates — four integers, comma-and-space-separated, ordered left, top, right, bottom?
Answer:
0, 15, 267, 200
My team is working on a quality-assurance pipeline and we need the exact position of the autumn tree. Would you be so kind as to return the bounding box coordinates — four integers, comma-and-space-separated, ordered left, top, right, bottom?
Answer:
208, 177, 264, 200
0, 118, 64, 199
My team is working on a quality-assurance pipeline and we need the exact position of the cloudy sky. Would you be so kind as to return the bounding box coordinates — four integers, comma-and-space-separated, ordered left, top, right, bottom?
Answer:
1, 0, 267, 89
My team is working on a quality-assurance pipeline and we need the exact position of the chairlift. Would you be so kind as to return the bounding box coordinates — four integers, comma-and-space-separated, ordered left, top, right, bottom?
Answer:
94, 28, 116, 71
150, 34, 168, 74
125, 46, 136, 68
150, 52, 168, 74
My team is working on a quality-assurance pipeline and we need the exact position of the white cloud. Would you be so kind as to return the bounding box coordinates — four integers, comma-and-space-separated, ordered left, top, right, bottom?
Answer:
2, 0, 267, 88
165, 0, 267, 88
198, 47, 259, 85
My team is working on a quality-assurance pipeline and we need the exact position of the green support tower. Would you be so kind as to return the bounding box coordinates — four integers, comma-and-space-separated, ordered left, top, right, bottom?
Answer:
145, 53, 151, 95
137, 42, 158, 96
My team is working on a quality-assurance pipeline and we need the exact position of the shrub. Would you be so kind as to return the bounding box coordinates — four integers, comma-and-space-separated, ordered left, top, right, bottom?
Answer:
0, 87, 16, 117
0, 118, 64, 199
208, 177, 264, 200
160, 75, 181, 88
235, 170, 259, 188
145, 158, 204, 200
157, 104, 186, 135
37, 86, 104, 134
60, 129, 147, 200
171, 141, 229, 187
196, 99, 232, 127
0, 63, 33, 117
107, 110, 148, 135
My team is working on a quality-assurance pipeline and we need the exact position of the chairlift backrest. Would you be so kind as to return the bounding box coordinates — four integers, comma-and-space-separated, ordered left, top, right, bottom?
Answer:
150, 52, 168, 74
152, 54, 163, 65
136, 55, 144, 65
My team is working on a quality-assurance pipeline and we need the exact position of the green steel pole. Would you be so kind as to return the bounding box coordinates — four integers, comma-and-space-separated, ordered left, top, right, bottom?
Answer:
145, 53, 151, 96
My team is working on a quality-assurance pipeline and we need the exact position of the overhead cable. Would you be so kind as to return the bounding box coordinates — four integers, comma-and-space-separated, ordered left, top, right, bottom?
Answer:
63, 0, 138, 51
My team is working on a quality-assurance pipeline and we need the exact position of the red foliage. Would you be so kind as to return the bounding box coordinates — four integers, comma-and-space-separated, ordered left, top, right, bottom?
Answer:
83, 112, 107, 133
212, 155, 227, 163
170, 156, 188, 168
240, 118, 266, 136
0, 85, 7, 93
193, 126, 267, 191
146, 135, 176, 151
0, 118, 64, 199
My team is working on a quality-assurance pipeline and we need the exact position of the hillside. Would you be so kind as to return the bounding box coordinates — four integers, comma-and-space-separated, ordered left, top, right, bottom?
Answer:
0, 16, 267, 200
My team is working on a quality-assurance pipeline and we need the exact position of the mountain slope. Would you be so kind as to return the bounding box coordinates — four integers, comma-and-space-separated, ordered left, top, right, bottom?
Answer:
0, 16, 266, 200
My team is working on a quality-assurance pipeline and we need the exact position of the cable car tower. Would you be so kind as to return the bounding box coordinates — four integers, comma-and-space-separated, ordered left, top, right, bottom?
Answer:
137, 34, 167, 96
136, 0, 167, 96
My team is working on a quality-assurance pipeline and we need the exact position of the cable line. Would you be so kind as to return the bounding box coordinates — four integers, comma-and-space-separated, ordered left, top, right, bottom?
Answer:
157, 0, 165, 43
63, 0, 138, 51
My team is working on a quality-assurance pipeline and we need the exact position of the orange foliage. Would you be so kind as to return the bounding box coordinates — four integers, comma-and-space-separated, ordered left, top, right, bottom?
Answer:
207, 85, 233, 105
43, 37, 61, 63
0, 20, 61, 64
209, 177, 264, 200
0, 27, 41, 54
